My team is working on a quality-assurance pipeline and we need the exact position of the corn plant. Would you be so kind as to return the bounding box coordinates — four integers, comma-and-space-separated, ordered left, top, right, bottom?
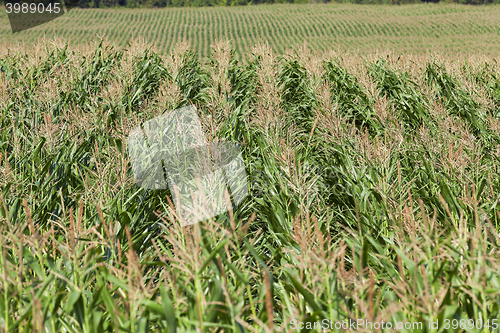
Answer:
1, 40, 500, 332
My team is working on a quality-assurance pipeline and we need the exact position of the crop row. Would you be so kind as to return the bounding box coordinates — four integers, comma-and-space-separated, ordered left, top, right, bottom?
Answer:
2, 4, 500, 59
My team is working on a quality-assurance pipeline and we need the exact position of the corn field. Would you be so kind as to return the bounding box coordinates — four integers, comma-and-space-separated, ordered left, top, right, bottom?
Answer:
1, 38, 500, 332
2, 4, 500, 60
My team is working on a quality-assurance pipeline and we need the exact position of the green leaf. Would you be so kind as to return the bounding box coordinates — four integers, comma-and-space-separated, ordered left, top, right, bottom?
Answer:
160, 286, 177, 333
284, 268, 326, 319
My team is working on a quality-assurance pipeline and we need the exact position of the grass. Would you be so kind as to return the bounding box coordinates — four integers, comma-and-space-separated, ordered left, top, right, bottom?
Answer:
1, 37, 500, 331
2, 3, 500, 60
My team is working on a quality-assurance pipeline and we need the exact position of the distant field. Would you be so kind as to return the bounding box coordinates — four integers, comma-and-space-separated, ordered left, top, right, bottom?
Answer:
1, 3, 500, 59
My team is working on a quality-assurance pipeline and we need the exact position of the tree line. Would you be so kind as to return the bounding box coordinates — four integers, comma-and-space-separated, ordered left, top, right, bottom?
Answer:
73, 0, 500, 9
